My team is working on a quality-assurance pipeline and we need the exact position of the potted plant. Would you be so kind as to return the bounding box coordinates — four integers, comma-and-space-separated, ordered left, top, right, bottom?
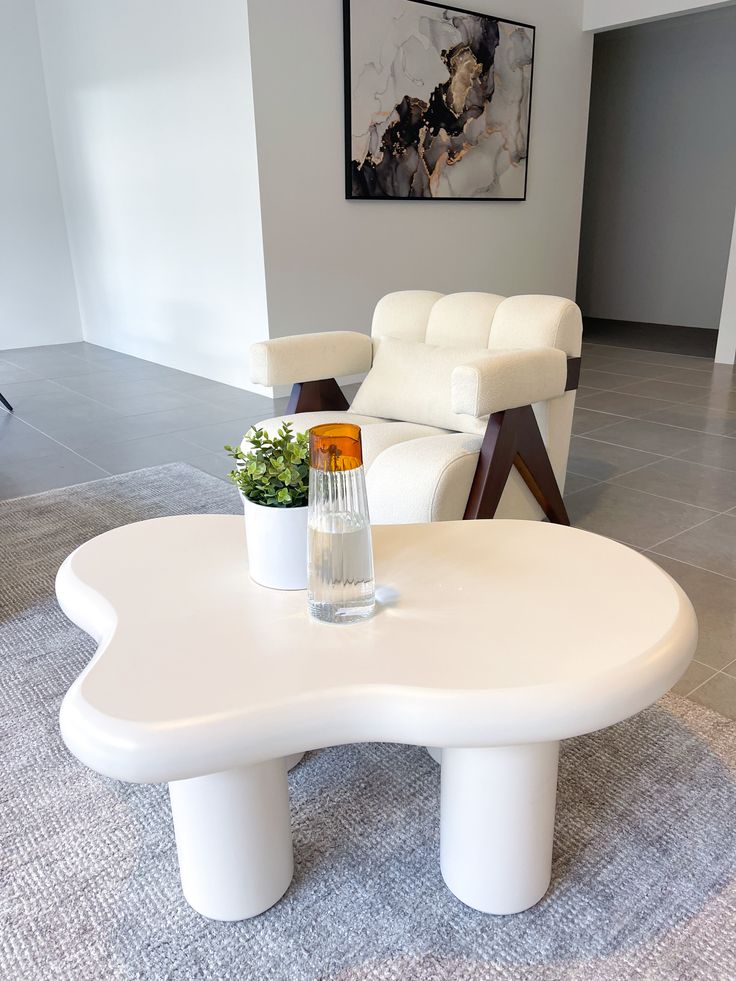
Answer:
225, 423, 309, 590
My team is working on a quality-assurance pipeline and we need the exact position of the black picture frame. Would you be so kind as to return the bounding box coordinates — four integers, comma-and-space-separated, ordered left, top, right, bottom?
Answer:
343, 0, 536, 202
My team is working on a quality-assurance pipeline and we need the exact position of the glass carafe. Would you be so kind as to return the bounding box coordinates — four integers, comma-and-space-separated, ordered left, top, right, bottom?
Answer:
307, 423, 375, 624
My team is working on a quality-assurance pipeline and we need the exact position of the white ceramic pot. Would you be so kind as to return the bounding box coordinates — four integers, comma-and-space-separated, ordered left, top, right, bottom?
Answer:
241, 493, 308, 590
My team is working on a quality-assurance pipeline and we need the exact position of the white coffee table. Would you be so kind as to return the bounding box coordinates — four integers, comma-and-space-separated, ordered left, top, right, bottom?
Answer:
56, 516, 696, 921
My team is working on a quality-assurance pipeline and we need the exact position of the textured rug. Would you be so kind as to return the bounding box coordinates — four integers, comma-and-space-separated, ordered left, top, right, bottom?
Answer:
1, 464, 735, 981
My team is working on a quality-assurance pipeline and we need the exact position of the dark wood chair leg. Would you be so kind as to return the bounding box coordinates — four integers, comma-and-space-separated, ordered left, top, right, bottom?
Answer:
463, 409, 522, 521
464, 404, 570, 525
286, 378, 349, 414
0, 391, 13, 412
513, 406, 570, 525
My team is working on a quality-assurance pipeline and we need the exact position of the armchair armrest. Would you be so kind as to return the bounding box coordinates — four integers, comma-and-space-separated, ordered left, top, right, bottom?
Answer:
250, 331, 373, 387
451, 348, 568, 417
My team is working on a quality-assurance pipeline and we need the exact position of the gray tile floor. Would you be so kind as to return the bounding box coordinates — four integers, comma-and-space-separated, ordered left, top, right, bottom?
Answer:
568, 340, 736, 719
2, 339, 735, 718
0, 341, 286, 494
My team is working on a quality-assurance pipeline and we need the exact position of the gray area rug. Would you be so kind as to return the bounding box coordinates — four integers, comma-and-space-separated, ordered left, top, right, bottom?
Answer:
1, 463, 735, 981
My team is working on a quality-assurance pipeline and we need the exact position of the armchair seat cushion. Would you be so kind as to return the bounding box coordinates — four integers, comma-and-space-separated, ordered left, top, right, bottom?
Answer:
243, 414, 548, 523
242, 412, 449, 470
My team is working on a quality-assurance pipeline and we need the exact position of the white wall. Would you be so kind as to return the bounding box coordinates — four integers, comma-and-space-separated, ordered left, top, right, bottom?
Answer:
584, 0, 735, 31
577, 8, 736, 330
29, 0, 593, 380
0, 0, 81, 350
248, 0, 593, 340
35, 0, 269, 389
715, 215, 736, 363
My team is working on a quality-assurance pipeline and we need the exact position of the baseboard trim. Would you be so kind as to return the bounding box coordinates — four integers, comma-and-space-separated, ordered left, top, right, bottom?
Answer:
582, 317, 717, 358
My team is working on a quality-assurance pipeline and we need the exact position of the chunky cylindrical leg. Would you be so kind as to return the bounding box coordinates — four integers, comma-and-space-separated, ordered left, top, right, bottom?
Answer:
169, 759, 293, 920
440, 742, 559, 914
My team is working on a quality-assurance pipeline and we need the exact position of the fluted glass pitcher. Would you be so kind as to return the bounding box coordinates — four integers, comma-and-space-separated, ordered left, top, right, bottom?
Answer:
307, 423, 375, 624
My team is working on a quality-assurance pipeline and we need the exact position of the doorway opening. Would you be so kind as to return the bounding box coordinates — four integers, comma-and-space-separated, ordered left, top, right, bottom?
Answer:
576, 7, 736, 361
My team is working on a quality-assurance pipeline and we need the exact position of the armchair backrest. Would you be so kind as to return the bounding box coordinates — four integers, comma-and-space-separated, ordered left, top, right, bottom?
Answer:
349, 291, 582, 497
370, 291, 582, 357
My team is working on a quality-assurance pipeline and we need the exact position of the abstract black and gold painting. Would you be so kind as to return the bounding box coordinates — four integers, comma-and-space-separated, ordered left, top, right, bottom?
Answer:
344, 0, 535, 200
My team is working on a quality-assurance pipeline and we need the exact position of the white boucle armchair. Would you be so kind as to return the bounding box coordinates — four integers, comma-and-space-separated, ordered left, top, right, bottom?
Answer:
246, 291, 582, 525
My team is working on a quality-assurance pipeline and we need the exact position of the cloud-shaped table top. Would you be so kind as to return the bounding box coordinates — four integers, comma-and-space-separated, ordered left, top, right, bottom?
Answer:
57, 516, 696, 784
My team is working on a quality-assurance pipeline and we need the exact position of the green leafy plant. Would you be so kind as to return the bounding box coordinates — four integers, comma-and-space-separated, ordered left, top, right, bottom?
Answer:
225, 422, 309, 508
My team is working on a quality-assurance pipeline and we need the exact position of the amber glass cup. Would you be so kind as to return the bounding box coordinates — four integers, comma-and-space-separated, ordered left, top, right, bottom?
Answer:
309, 423, 364, 472
307, 424, 375, 623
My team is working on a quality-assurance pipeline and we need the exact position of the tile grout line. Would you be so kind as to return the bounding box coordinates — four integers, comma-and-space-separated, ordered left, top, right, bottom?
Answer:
563, 477, 605, 497
572, 427, 736, 478
33, 374, 253, 419
599, 481, 730, 515
571, 431, 700, 457
565, 456, 674, 495
587, 375, 714, 395
553, 414, 736, 504
566, 430, 703, 487
581, 350, 719, 374
578, 380, 729, 408
582, 358, 731, 380
11, 393, 270, 452
565, 459, 736, 570
572, 427, 736, 472
2, 422, 232, 493
564, 482, 736, 559
683, 665, 736, 699
581, 370, 715, 391
644, 459, 736, 548
5, 415, 115, 477
642, 548, 736, 585
585, 360, 736, 383
0, 352, 102, 372
580, 411, 736, 440
1, 352, 275, 422
646, 548, 736, 584
595, 520, 714, 556
644, 507, 735, 552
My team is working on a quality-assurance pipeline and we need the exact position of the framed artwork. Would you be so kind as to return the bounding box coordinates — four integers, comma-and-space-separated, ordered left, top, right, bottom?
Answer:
343, 0, 535, 201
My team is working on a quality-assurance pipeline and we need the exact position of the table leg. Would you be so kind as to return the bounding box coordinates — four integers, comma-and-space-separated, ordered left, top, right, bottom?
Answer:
168, 759, 293, 920
440, 742, 559, 914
